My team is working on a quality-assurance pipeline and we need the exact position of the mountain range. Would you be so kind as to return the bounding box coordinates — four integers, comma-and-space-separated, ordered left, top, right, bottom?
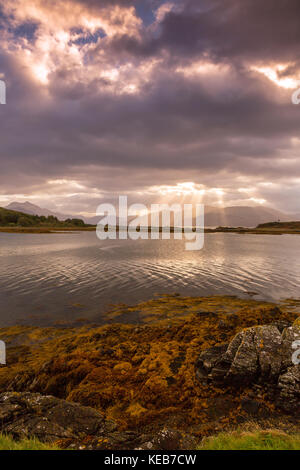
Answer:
5, 201, 300, 228
5, 202, 70, 220
202, 205, 297, 227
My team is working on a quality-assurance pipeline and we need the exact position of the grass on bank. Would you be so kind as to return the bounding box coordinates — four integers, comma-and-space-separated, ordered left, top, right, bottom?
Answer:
1, 430, 300, 450
198, 430, 300, 450
0, 434, 60, 450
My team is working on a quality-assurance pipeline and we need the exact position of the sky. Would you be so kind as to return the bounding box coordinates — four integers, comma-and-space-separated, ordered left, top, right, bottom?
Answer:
0, 0, 300, 217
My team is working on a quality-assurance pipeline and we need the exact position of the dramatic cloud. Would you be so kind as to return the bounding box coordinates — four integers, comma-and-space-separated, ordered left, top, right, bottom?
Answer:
0, 0, 300, 215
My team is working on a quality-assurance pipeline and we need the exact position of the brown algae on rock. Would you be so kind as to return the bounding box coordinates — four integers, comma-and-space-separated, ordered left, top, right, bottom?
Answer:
0, 295, 299, 438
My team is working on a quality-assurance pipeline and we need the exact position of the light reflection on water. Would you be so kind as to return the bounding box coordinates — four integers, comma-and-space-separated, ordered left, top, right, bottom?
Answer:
0, 231, 299, 326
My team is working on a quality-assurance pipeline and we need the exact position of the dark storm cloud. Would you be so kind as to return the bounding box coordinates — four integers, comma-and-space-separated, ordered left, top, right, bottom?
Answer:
108, 0, 300, 65
0, 0, 300, 213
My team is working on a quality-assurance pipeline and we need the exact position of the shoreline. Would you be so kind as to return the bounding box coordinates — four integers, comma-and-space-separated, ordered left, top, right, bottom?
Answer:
1, 226, 300, 235
0, 294, 299, 449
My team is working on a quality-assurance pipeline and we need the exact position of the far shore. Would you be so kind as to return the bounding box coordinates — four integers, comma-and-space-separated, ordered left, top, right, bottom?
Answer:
1, 224, 300, 235
0, 226, 96, 234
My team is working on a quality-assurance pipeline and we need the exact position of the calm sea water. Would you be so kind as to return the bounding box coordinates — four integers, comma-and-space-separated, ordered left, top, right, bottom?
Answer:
0, 232, 299, 326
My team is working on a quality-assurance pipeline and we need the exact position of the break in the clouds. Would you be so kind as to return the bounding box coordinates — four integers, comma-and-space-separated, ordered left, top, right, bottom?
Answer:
0, 0, 300, 216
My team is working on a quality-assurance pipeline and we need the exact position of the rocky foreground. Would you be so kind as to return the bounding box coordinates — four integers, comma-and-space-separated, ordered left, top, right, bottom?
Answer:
0, 295, 299, 449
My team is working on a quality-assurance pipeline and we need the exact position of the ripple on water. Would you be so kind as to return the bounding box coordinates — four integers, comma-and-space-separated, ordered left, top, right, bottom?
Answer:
0, 232, 300, 325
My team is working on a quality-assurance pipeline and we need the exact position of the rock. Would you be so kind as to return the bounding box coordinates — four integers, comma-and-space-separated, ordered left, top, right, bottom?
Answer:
271, 321, 292, 334
241, 398, 261, 415
196, 318, 300, 413
136, 429, 197, 451
197, 325, 283, 385
277, 366, 300, 412
195, 344, 228, 383
280, 322, 300, 370
218, 319, 233, 331
0, 392, 197, 450
195, 310, 217, 319
225, 325, 282, 384
0, 392, 115, 442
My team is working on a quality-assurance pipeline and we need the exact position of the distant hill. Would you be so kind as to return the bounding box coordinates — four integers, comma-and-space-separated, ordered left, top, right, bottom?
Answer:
5, 202, 69, 220
5, 201, 300, 228
6, 201, 99, 225
203, 205, 297, 227
0, 207, 87, 228
5, 202, 124, 225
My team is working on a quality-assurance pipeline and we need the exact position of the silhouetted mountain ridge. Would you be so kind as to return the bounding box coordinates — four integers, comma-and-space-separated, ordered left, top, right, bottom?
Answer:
5, 201, 300, 227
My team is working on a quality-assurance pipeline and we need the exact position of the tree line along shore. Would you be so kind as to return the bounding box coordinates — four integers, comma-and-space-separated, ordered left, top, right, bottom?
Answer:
1, 206, 300, 234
